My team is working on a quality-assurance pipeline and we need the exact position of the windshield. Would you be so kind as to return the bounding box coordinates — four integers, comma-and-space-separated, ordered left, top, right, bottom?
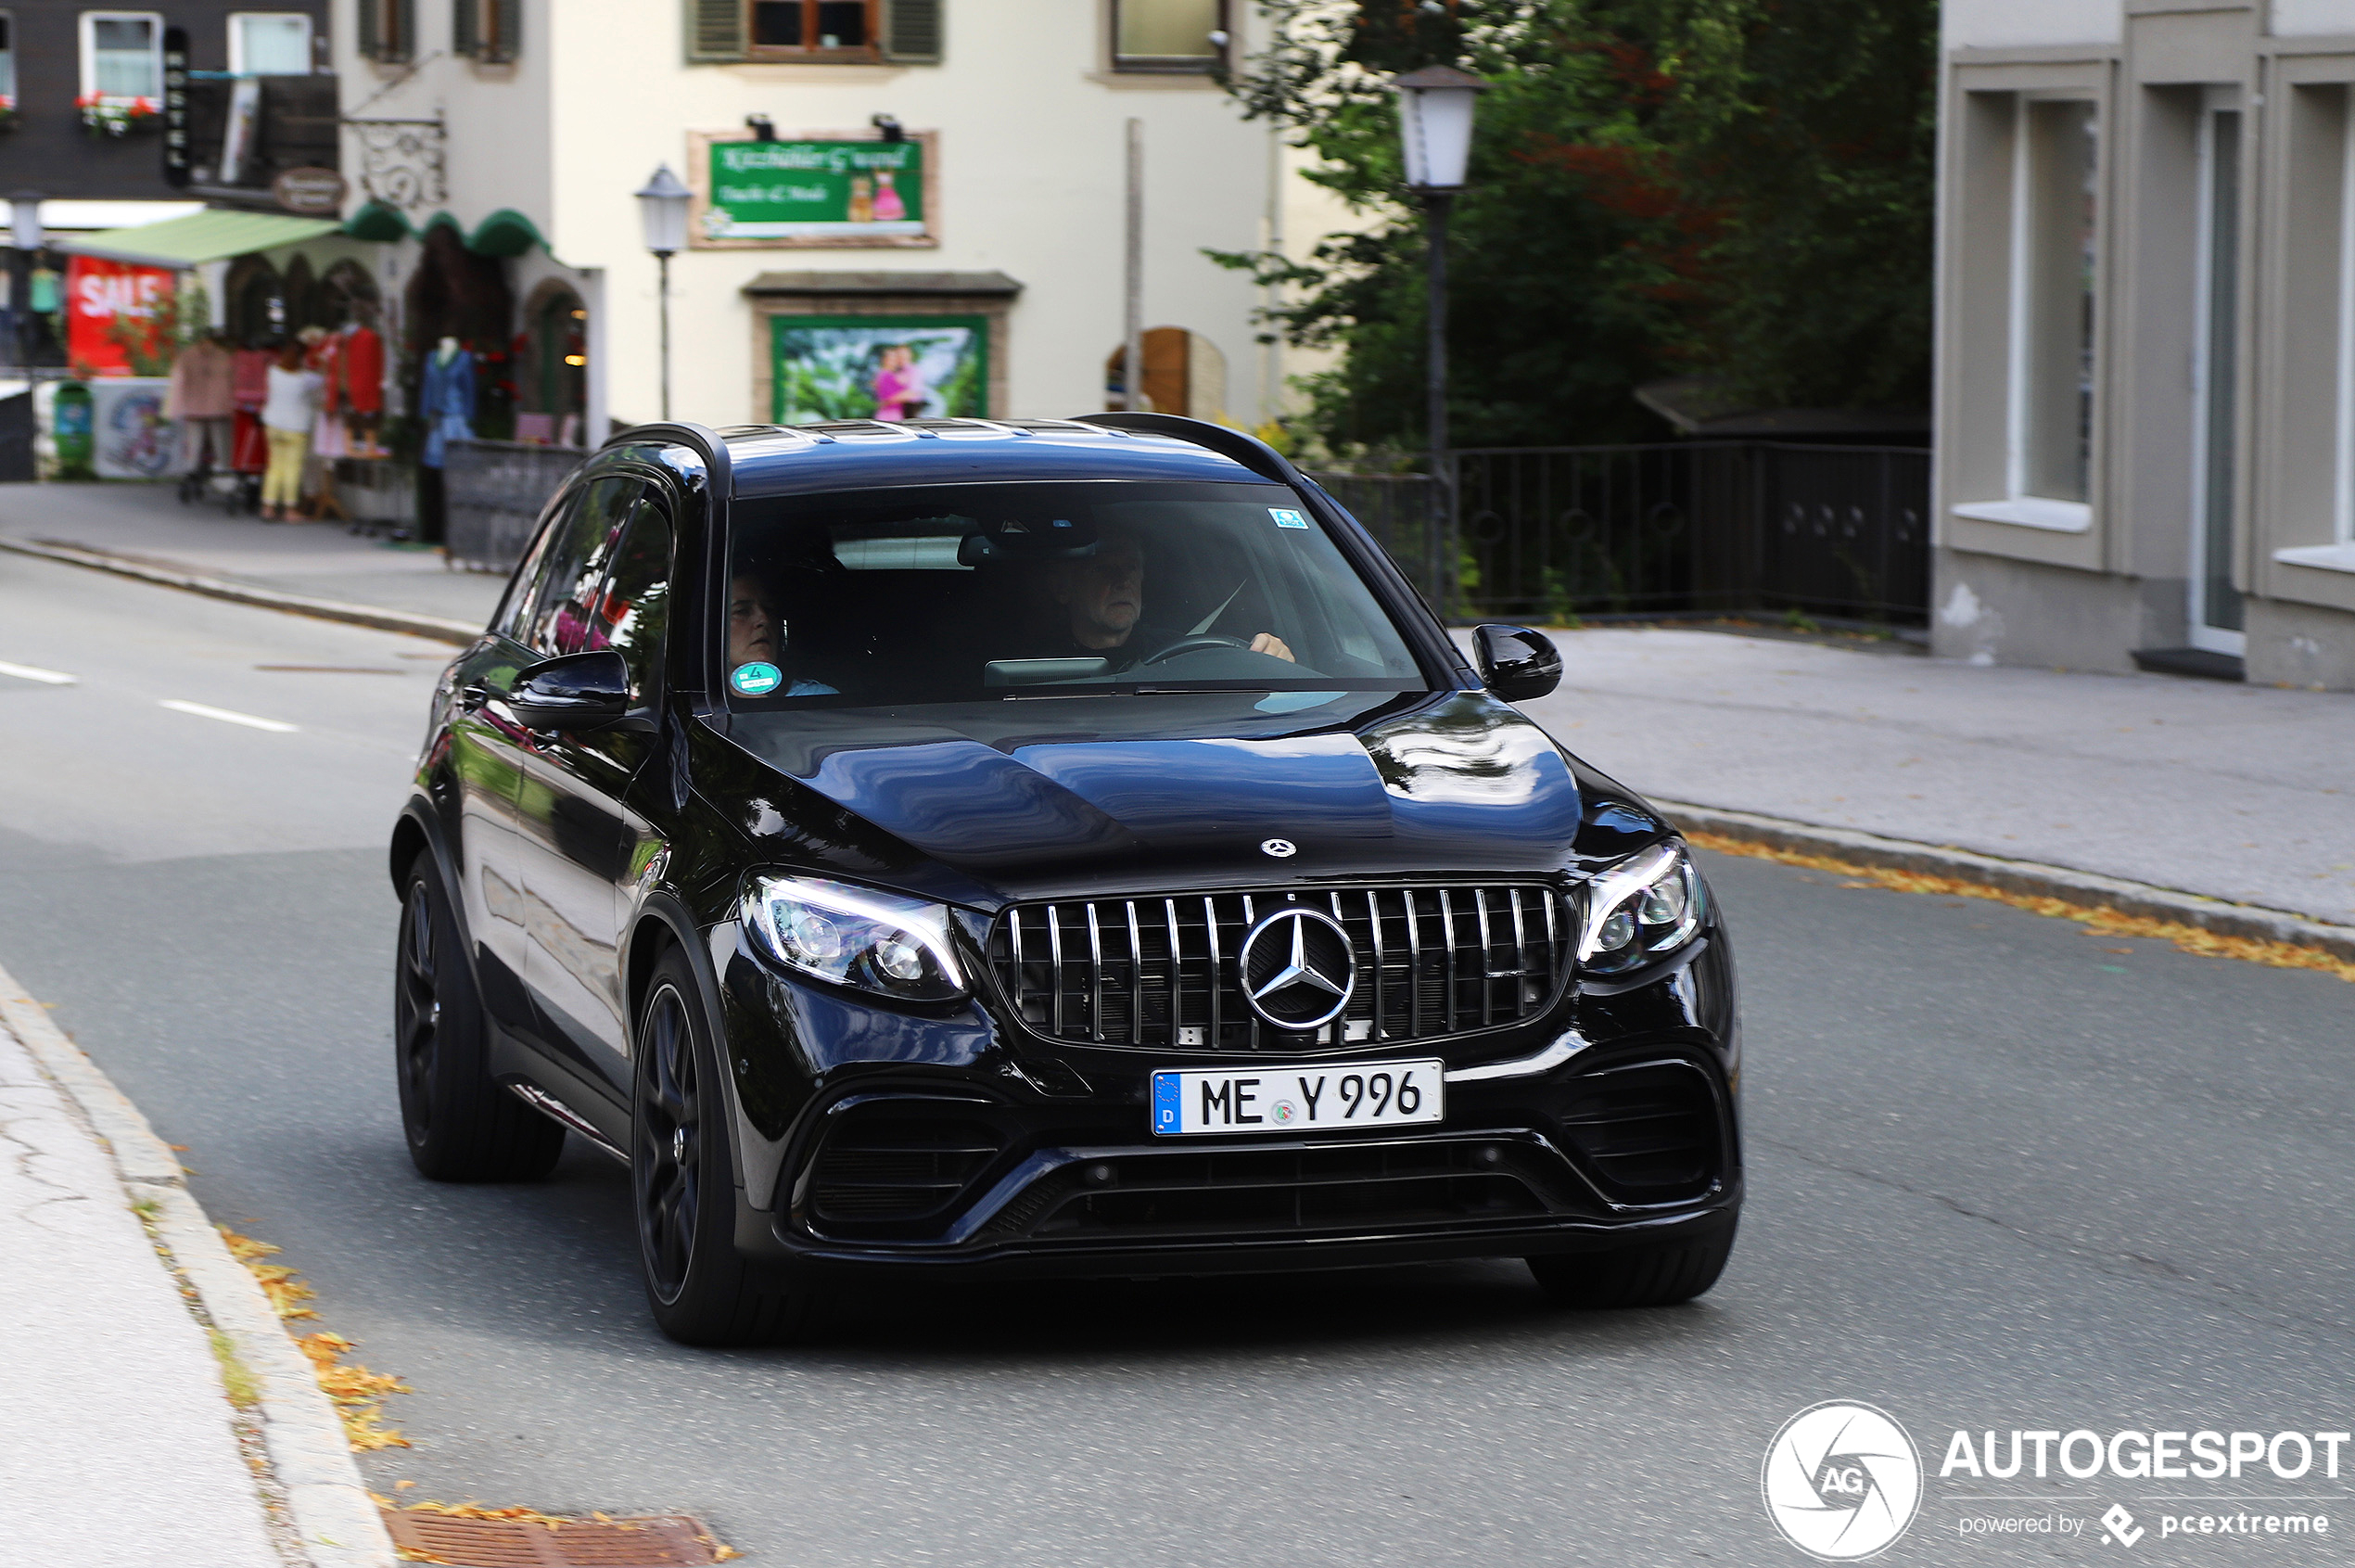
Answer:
720, 480, 1429, 708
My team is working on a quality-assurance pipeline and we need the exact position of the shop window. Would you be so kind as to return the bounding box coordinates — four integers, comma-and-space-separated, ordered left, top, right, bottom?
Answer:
0, 15, 18, 111
1114, 0, 1226, 72
520, 285, 587, 447
453, 0, 519, 64
691, 0, 938, 63
357, 0, 414, 63
2012, 99, 2098, 509
80, 11, 162, 101
1951, 93, 2101, 534
228, 12, 309, 73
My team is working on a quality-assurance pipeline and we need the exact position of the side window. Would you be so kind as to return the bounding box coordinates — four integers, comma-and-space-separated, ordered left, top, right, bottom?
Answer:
591, 499, 673, 700
492, 484, 580, 643
520, 478, 638, 656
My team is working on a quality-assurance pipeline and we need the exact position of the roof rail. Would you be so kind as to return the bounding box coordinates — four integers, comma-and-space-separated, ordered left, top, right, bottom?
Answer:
603, 421, 733, 497
1074, 412, 1297, 487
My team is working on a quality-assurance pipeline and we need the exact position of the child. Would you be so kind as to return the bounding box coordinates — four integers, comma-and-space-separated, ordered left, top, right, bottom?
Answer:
871, 343, 929, 421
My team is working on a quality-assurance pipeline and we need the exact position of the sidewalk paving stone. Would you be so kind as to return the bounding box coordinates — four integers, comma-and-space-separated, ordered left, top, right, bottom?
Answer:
0, 480, 505, 626
0, 1020, 281, 1568
1496, 628, 2355, 928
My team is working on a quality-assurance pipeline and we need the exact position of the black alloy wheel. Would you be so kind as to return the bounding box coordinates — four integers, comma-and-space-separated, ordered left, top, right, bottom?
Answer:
394, 852, 566, 1181
630, 949, 814, 1345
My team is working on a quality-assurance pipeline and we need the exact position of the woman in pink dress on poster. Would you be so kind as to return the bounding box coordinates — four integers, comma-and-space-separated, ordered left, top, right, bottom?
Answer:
872, 343, 929, 420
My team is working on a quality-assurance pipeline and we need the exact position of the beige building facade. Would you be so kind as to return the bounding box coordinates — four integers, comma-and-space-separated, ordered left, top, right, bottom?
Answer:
1935, 0, 2355, 687
332, 0, 1347, 443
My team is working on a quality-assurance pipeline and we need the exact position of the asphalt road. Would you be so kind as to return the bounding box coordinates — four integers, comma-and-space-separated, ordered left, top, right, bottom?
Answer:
4, 551, 2351, 1567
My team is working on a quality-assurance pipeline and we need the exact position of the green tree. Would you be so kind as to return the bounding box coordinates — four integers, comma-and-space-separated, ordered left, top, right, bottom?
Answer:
1221, 0, 1935, 459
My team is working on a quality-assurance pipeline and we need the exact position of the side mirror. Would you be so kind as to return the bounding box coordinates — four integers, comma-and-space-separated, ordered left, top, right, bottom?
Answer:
1472, 624, 1562, 702
508, 648, 633, 733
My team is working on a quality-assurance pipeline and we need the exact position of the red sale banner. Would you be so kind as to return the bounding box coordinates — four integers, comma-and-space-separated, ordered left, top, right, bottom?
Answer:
65, 256, 177, 377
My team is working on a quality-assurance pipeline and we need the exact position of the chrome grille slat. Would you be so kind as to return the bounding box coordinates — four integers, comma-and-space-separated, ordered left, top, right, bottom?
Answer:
989, 884, 1568, 1054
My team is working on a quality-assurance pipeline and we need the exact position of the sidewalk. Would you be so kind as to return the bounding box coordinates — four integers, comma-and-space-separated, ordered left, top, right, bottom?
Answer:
0, 480, 505, 628
1496, 627, 2355, 930
0, 973, 394, 1568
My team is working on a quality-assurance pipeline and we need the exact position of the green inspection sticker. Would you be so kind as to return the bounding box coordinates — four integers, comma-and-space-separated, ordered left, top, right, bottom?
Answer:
1269, 508, 1309, 529
730, 661, 783, 695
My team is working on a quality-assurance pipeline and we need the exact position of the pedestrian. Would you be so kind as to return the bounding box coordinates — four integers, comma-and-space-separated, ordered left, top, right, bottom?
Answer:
260, 339, 322, 522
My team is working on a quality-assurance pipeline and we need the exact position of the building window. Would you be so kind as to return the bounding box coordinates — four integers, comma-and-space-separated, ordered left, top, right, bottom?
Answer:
0, 14, 17, 111
1114, 0, 1226, 71
357, 0, 414, 63
229, 12, 310, 73
750, 0, 876, 57
2009, 98, 2098, 509
80, 11, 162, 100
453, 0, 518, 62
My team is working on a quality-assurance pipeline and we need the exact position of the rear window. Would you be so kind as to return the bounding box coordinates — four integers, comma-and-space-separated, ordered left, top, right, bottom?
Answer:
721, 480, 1427, 708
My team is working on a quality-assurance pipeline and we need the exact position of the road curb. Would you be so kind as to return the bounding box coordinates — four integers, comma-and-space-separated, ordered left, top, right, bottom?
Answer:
1659, 799, 2355, 963
0, 534, 480, 646
0, 964, 399, 1568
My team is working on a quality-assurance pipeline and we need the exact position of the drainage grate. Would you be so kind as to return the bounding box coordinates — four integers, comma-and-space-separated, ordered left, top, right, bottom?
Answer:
379, 1509, 729, 1566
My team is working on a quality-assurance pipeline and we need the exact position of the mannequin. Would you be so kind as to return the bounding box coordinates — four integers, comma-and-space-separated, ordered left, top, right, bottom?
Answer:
341, 316, 385, 456
414, 336, 477, 546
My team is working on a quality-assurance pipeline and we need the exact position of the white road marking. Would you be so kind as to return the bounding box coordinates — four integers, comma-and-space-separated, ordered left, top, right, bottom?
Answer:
158, 699, 299, 733
0, 659, 76, 685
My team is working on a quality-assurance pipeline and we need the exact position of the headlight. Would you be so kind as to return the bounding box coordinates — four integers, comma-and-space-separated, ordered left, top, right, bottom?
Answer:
1577, 841, 1706, 975
743, 873, 968, 1001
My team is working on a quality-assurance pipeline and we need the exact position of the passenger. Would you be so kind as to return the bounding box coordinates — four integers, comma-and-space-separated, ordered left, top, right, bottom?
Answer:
1045, 529, 1294, 665
727, 571, 838, 695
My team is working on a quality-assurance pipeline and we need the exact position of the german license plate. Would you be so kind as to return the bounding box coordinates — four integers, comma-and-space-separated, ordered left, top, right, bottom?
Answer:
1151, 1059, 1445, 1136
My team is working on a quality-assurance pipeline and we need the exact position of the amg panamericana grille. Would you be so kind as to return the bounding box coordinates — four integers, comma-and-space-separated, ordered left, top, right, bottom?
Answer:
987, 886, 1569, 1052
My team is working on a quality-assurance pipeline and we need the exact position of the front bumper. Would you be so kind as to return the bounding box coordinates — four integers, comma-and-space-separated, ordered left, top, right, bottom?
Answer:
715, 914, 1742, 1283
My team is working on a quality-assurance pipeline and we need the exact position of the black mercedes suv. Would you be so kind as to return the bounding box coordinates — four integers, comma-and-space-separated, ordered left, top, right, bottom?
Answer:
388, 414, 1741, 1344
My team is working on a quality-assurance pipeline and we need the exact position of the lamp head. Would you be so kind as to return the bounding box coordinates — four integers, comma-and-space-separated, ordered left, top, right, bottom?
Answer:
8, 191, 44, 253
634, 163, 692, 258
871, 112, 905, 144
1393, 65, 1487, 192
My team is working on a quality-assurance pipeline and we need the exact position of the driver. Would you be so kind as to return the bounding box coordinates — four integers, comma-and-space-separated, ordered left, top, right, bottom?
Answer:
727, 571, 838, 696
1046, 529, 1294, 665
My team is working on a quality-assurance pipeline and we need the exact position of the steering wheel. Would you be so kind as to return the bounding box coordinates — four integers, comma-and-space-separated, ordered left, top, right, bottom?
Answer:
1138, 634, 1251, 665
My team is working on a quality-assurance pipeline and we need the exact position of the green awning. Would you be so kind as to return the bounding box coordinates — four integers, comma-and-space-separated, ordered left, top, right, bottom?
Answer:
59, 210, 344, 269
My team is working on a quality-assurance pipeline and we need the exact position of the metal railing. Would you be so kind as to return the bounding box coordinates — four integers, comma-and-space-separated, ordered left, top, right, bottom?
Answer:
1311, 440, 1930, 626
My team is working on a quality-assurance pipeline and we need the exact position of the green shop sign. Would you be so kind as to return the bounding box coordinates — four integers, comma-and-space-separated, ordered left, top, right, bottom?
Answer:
700, 138, 927, 244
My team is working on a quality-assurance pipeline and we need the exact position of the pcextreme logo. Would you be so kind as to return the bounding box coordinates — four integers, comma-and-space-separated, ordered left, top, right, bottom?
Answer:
1762, 1401, 1925, 1561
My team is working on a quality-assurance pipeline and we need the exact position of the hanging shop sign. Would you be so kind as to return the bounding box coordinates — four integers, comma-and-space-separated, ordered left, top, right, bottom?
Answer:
273, 167, 348, 215
64, 256, 179, 378
691, 132, 936, 249
769, 314, 985, 422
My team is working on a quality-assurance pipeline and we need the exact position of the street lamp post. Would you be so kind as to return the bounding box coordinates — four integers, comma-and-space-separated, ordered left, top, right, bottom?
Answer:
634, 164, 692, 422
1393, 66, 1485, 619
8, 192, 43, 372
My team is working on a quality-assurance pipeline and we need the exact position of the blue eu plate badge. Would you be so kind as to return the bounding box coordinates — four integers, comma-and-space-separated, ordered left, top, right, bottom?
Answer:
1268, 508, 1309, 529
1152, 1071, 1182, 1133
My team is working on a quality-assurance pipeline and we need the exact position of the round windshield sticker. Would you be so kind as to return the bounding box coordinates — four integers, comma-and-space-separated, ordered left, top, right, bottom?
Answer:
729, 661, 783, 696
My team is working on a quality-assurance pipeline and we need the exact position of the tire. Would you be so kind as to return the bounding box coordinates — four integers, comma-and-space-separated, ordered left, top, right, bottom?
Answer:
1525, 1219, 1737, 1309
631, 949, 813, 1346
394, 852, 566, 1181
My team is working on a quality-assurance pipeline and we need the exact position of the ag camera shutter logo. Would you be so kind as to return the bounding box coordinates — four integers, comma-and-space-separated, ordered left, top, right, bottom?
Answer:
1762, 1401, 1923, 1561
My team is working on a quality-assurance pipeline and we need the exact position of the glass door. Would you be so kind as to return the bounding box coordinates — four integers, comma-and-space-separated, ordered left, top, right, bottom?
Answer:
2190, 97, 2245, 656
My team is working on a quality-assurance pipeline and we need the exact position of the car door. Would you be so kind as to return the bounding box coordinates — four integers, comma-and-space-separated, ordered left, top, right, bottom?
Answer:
511, 478, 670, 1099
444, 488, 587, 1033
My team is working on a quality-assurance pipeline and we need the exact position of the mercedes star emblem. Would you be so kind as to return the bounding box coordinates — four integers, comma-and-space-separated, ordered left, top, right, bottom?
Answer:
1260, 838, 1297, 858
1237, 908, 1356, 1030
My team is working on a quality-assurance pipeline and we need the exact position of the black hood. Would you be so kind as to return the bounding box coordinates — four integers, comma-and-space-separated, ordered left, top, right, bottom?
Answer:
713, 689, 1667, 906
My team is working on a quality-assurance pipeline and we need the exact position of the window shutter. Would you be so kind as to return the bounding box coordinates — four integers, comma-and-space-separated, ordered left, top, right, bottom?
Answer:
880, 0, 941, 63
452, 0, 477, 57
490, 0, 518, 60
388, 0, 414, 61
357, 0, 381, 59
685, 0, 745, 61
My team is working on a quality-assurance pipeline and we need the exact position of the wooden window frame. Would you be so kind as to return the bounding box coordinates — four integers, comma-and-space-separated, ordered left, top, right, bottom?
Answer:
358, 0, 414, 64
79, 10, 163, 101
747, 0, 882, 63
1110, 0, 1227, 75
453, 0, 519, 65
227, 11, 311, 75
